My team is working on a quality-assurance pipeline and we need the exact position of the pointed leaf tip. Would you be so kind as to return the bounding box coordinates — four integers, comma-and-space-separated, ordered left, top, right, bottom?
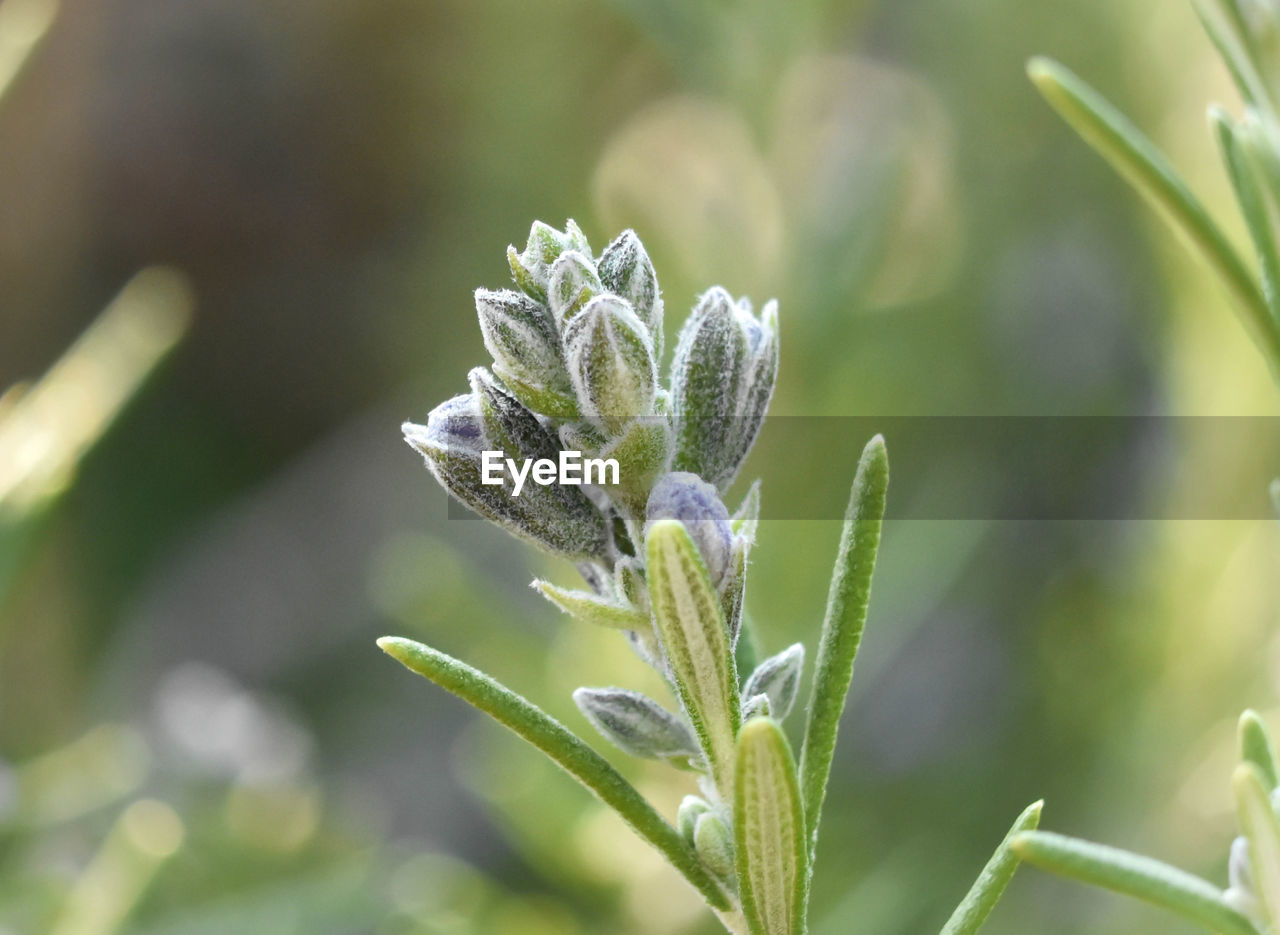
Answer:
799, 434, 889, 853
1239, 709, 1279, 792
940, 799, 1043, 935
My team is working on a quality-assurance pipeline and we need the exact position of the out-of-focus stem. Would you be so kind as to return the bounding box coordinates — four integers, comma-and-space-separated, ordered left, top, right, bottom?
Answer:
49, 799, 185, 935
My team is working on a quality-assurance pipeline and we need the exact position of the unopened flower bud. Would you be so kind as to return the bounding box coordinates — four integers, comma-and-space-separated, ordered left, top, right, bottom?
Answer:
572, 687, 699, 762
403, 381, 609, 559
507, 219, 591, 302
671, 287, 779, 490
548, 250, 603, 326
598, 229, 663, 358
646, 472, 734, 590
474, 289, 575, 418
563, 294, 656, 436
693, 811, 736, 883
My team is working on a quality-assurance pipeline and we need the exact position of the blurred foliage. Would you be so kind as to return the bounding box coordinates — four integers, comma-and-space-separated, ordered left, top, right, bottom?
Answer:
0, 0, 1277, 932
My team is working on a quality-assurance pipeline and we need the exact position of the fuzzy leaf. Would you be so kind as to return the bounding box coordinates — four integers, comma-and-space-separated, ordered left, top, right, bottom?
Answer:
1240, 709, 1280, 792
1235, 763, 1280, 928
732, 479, 763, 541
1011, 831, 1260, 935
735, 718, 807, 935
646, 519, 741, 798
939, 799, 1042, 935
376, 636, 730, 910
1026, 57, 1280, 377
573, 687, 699, 761
743, 645, 805, 721
799, 435, 889, 853
721, 537, 748, 645
532, 579, 648, 630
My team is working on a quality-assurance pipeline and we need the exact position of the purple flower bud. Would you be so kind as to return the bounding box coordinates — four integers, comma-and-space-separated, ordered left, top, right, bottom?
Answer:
645, 472, 733, 589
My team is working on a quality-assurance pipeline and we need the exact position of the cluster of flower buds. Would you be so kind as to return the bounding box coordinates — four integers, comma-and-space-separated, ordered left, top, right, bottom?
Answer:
403, 220, 788, 818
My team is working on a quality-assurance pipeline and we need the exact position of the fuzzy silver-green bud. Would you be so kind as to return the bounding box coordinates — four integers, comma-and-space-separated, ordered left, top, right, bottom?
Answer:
572, 687, 699, 762
403, 377, 609, 558
741, 644, 804, 720
693, 811, 736, 883
474, 289, 575, 418
598, 229, 663, 358
548, 250, 603, 326
563, 294, 657, 436
507, 219, 591, 302
671, 287, 779, 491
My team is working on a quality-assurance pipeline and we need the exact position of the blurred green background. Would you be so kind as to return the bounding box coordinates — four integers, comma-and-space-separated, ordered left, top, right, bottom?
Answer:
1, 0, 1278, 932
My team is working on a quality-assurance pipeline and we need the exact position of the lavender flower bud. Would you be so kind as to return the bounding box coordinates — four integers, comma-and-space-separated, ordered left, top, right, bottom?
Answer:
598, 230, 663, 358
646, 472, 734, 590
474, 289, 575, 417
403, 380, 609, 559
547, 250, 603, 326
506, 219, 591, 302
670, 287, 779, 491
572, 687, 699, 761
563, 294, 656, 436
742, 644, 805, 720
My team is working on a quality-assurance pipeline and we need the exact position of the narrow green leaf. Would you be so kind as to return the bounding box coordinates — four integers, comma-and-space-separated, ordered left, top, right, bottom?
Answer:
1027, 57, 1280, 379
376, 636, 730, 910
1271, 478, 1280, 516
736, 718, 808, 935
939, 800, 1043, 935
1193, 0, 1276, 115
647, 519, 742, 799
1240, 709, 1280, 791
531, 579, 649, 630
1011, 831, 1260, 935
1212, 108, 1280, 326
1235, 763, 1280, 927
799, 435, 889, 852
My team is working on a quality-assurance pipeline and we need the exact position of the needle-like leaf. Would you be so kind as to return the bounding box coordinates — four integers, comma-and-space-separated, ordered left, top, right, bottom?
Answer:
532, 579, 650, 630
736, 718, 808, 935
1212, 108, 1280, 327
647, 519, 742, 799
939, 800, 1043, 935
1235, 763, 1280, 927
377, 636, 730, 910
1011, 831, 1261, 935
1027, 57, 1280, 378
799, 435, 889, 853
1240, 709, 1280, 792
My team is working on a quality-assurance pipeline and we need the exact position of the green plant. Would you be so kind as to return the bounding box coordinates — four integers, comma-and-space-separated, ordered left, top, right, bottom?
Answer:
381, 221, 1038, 934
1012, 712, 1280, 935
1028, 1, 1280, 389
1021, 4, 1280, 931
